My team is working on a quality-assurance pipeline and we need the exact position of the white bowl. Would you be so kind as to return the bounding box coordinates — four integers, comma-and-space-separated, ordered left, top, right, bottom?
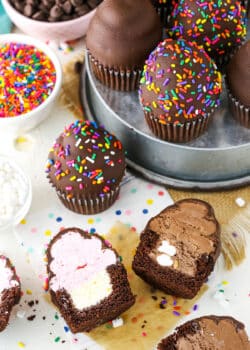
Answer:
2, 0, 96, 42
0, 33, 62, 138
0, 155, 32, 232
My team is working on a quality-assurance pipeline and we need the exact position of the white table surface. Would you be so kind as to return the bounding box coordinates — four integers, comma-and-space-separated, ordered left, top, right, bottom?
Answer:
0, 30, 249, 350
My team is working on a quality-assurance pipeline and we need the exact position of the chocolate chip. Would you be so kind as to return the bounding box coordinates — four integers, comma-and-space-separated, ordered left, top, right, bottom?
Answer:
42, 0, 55, 6
61, 0, 72, 14
32, 10, 46, 20
74, 61, 83, 74
70, 0, 83, 6
87, 0, 101, 8
50, 4, 63, 18
24, 4, 34, 16
75, 4, 89, 15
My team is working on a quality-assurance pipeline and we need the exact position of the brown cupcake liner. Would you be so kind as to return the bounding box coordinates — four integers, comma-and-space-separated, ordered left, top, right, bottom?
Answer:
55, 186, 120, 215
88, 52, 142, 92
227, 90, 250, 129
144, 111, 212, 143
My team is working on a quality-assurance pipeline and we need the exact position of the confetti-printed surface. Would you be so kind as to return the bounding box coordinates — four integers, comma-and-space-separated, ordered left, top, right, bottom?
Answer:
0, 33, 249, 349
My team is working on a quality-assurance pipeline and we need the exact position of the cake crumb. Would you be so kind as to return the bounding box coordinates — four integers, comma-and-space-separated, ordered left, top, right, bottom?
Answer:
235, 197, 246, 207
112, 317, 124, 328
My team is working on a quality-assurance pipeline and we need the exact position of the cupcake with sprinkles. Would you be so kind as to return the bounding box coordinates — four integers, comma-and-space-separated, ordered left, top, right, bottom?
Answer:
226, 40, 250, 128
46, 120, 126, 214
139, 38, 222, 143
151, 0, 177, 25
169, 0, 247, 69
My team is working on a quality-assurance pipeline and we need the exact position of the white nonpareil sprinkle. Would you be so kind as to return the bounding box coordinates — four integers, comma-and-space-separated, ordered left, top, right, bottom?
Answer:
16, 309, 26, 318
112, 317, 124, 328
0, 160, 28, 227
235, 197, 246, 208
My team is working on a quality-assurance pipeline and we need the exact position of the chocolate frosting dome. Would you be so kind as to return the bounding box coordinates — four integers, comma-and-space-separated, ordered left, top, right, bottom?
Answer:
169, 0, 246, 61
227, 40, 250, 107
139, 39, 222, 124
86, 0, 162, 69
46, 120, 125, 198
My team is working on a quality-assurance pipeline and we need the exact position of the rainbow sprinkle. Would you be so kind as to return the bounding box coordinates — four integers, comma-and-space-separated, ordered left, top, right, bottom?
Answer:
169, 0, 246, 59
139, 38, 221, 124
0, 42, 56, 118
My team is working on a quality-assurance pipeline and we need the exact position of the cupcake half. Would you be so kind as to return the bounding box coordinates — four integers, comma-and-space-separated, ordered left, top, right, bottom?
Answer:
139, 38, 222, 143
86, 0, 162, 91
46, 120, 126, 214
226, 40, 250, 128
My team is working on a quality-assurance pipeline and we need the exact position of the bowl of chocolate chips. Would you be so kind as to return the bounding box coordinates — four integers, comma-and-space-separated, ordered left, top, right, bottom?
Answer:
2, 0, 102, 41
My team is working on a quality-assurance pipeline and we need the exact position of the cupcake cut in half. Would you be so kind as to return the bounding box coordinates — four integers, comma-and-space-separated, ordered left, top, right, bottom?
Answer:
0, 255, 21, 332
46, 120, 125, 214
169, 0, 247, 69
132, 199, 221, 299
139, 38, 222, 143
226, 40, 250, 128
47, 228, 135, 333
157, 315, 250, 349
86, 0, 162, 91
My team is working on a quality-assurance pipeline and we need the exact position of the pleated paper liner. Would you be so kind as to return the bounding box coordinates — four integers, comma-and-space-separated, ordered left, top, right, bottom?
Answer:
89, 222, 208, 350
144, 111, 211, 143
88, 52, 142, 92
228, 90, 250, 129
55, 186, 120, 215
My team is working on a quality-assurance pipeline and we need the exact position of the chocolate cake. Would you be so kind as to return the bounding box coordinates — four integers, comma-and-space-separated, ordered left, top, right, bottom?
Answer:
157, 315, 250, 349
86, 0, 162, 91
0, 255, 21, 332
132, 199, 221, 299
47, 228, 135, 333
46, 120, 126, 215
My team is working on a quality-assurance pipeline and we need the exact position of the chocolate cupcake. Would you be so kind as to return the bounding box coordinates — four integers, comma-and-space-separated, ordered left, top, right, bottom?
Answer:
157, 315, 250, 349
0, 256, 21, 332
139, 38, 222, 143
226, 40, 250, 128
47, 228, 135, 333
132, 199, 221, 299
86, 0, 162, 91
169, 0, 247, 69
46, 120, 126, 214
151, 0, 177, 24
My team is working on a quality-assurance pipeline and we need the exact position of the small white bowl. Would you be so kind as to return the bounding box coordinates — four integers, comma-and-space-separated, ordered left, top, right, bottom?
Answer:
0, 33, 62, 138
0, 155, 32, 233
2, 0, 96, 42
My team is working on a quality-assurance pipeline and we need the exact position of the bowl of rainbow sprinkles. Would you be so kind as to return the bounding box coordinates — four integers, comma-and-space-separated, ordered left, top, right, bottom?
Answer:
0, 33, 62, 138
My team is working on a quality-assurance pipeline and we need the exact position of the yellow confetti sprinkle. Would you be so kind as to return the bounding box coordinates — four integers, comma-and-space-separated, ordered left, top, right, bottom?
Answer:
16, 136, 28, 144
26, 289, 32, 295
87, 218, 94, 224
222, 281, 229, 285
20, 219, 26, 225
146, 199, 154, 205
45, 230, 51, 236
18, 342, 25, 348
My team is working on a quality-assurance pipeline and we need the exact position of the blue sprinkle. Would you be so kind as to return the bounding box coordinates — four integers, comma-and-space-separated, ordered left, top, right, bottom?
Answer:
143, 209, 149, 214
115, 210, 122, 215
64, 326, 69, 333
56, 217, 62, 222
